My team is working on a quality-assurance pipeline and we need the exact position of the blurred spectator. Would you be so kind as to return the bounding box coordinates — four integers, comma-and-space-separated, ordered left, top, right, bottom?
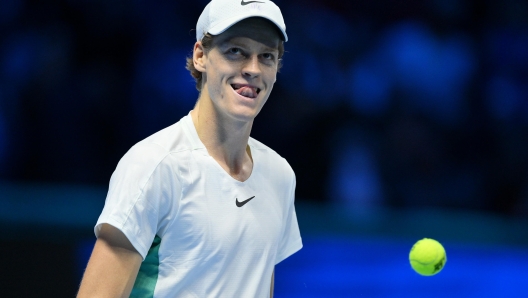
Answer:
326, 126, 385, 220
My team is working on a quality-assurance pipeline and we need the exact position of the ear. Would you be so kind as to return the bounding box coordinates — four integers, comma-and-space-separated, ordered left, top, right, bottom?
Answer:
193, 41, 206, 73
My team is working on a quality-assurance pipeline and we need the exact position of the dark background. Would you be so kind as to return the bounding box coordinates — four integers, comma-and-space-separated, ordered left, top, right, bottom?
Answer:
1, 0, 527, 296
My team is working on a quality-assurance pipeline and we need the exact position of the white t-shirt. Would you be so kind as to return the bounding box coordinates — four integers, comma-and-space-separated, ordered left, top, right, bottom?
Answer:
95, 113, 303, 298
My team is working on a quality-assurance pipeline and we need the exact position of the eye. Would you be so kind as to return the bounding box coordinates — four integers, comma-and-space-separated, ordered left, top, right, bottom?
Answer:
229, 48, 242, 55
262, 53, 274, 60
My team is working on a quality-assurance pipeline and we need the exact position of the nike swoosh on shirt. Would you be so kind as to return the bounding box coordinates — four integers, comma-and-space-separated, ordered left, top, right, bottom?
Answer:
241, 0, 265, 6
236, 196, 255, 207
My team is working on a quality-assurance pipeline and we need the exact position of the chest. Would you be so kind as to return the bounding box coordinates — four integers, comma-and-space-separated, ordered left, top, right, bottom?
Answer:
159, 157, 287, 263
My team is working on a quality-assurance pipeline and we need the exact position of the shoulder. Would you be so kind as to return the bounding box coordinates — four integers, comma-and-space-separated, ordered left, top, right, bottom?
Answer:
249, 137, 295, 178
136, 119, 191, 155
115, 117, 192, 178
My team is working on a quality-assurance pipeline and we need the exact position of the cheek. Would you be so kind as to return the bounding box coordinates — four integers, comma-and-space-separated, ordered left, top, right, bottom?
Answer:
206, 77, 225, 100
205, 67, 227, 94
208, 63, 232, 86
266, 71, 277, 88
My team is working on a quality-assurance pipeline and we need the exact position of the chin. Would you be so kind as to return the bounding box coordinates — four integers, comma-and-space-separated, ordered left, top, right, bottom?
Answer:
229, 109, 260, 122
228, 97, 267, 123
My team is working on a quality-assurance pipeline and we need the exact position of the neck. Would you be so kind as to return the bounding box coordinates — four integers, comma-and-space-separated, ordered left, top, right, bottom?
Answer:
190, 90, 254, 181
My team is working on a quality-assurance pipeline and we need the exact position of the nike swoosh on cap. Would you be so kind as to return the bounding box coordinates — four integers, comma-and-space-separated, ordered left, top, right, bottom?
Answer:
241, 0, 265, 6
236, 196, 255, 207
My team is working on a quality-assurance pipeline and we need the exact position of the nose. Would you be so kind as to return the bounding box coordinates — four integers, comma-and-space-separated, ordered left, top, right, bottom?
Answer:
242, 55, 261, 78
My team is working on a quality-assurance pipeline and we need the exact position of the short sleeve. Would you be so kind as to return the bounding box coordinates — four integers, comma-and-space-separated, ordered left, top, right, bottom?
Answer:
275, 173, 303, 264
95, 142, 181, 259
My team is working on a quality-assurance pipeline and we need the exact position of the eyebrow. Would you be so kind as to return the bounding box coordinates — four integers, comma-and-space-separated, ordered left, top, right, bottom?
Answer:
219, 38, 279, 53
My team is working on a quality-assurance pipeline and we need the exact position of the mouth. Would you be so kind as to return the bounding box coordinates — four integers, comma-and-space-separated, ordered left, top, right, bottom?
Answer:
231, 84, 261, 99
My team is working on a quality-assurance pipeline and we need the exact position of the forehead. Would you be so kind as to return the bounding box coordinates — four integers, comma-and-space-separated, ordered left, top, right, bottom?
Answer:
214, 17, 282, 49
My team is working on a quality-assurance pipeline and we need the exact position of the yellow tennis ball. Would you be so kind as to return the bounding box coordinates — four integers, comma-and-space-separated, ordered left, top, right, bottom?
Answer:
409, 238, 447, 276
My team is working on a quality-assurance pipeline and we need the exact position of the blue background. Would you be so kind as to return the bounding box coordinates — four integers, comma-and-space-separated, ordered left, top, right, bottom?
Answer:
1, 0, 528, 297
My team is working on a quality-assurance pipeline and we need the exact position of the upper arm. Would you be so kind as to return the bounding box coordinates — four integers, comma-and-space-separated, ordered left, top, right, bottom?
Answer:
77, 224, 143, 298
270, 268, 274, 298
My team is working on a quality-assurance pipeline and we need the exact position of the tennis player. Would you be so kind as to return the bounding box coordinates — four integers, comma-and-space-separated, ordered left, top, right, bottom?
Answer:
77, 0, 302, 297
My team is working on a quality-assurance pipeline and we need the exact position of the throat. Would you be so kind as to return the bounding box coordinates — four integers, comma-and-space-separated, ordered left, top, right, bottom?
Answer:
190, 108, 254, 181
213, 146, 254, 182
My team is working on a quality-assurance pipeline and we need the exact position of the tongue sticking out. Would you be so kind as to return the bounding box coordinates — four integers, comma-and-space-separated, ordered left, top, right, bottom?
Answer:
235, 86, 257, 98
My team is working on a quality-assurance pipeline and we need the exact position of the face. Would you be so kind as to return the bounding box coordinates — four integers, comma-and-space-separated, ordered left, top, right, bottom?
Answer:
194, 18, 282, 123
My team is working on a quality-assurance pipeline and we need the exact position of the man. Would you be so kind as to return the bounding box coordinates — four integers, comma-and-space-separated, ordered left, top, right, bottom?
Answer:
77, 0, 302, 297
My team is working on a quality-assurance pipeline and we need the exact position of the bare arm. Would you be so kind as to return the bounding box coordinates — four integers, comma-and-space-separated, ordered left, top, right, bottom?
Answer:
270, 269, 274, 298
77, 224, 143, 298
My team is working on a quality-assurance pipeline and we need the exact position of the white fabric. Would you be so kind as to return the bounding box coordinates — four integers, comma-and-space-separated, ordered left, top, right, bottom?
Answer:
196, 0, 288, 41
95, 113, 302, 298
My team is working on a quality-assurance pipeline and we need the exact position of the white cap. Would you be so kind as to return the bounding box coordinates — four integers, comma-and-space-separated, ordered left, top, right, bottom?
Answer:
196, 0, 288, 42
